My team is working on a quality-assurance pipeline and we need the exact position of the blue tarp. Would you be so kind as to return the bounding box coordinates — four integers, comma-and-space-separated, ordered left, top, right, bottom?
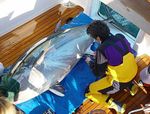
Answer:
17, 13, 95, 114
61, 12, 93, 30
17, 59, 96, 114
16, 12, 137, 114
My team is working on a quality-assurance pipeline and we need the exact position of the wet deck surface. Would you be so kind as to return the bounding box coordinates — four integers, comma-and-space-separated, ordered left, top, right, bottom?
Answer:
0, 4, 83, 67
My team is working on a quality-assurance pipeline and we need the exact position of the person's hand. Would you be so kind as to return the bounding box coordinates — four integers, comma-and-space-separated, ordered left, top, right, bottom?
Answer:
85, 57, 91, 63
90, 42, 100, 52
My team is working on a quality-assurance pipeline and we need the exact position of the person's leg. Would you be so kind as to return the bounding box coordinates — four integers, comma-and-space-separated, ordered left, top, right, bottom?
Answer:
85, 92, 109, 105
119, 79, 139, 96
85, 77, 126, 113
127, 81, 139, 96
85, 92, 126, 114
88, 76, 112, 94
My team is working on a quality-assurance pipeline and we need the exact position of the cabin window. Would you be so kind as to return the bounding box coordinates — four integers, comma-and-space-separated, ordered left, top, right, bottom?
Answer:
98, 2, 140, 39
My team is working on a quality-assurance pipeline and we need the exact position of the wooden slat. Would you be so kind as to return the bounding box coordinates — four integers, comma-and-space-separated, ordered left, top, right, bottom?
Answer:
74, 99, 113, 114
0, 4, 83, 67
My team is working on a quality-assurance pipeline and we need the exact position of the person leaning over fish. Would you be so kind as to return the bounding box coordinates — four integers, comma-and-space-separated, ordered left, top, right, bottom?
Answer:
85, 20, 138, 114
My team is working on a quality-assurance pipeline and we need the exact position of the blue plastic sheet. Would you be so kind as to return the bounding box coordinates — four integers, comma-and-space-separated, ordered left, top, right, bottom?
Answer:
16, 13, 95, 114
61, 12, 93, 30
17, 59, 96, 114
16, 12, 138, 114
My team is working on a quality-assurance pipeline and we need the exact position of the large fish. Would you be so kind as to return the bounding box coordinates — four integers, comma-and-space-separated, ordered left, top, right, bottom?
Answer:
10, 25, 93, 104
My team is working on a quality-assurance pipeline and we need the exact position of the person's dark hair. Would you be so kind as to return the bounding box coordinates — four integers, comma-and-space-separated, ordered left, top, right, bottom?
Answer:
87, 20, 110, 41
66, 17, 73, 24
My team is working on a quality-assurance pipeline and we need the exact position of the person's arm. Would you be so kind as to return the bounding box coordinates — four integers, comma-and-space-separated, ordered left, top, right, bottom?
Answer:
93, 50, 108, 77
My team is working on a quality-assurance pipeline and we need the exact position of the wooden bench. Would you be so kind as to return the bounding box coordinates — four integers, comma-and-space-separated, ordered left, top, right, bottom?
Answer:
136, 54, 150, 74
0, 4, 83, 67
135, 54, 150, 93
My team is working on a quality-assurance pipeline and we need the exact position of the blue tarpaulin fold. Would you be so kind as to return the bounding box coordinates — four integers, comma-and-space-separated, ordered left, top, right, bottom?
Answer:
61, 12, 93, 30
17, 59, 96, 114
17, 13, 95, 114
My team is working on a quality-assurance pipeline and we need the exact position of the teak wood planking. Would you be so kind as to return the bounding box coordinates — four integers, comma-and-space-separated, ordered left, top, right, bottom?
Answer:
0, 4, 83, 67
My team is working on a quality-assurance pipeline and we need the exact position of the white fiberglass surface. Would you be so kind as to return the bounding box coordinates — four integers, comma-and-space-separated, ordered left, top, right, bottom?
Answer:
12, 25, 93, 104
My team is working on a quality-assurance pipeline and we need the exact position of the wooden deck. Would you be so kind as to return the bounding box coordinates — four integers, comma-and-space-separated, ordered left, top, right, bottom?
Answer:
74, 87, 150, 114
0, 4, 83, 67
73, 99, 114, 114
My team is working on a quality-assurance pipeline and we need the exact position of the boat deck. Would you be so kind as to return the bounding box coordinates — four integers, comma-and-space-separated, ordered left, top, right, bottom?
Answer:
74, 87, 150, 114
0, 4, 149, 114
